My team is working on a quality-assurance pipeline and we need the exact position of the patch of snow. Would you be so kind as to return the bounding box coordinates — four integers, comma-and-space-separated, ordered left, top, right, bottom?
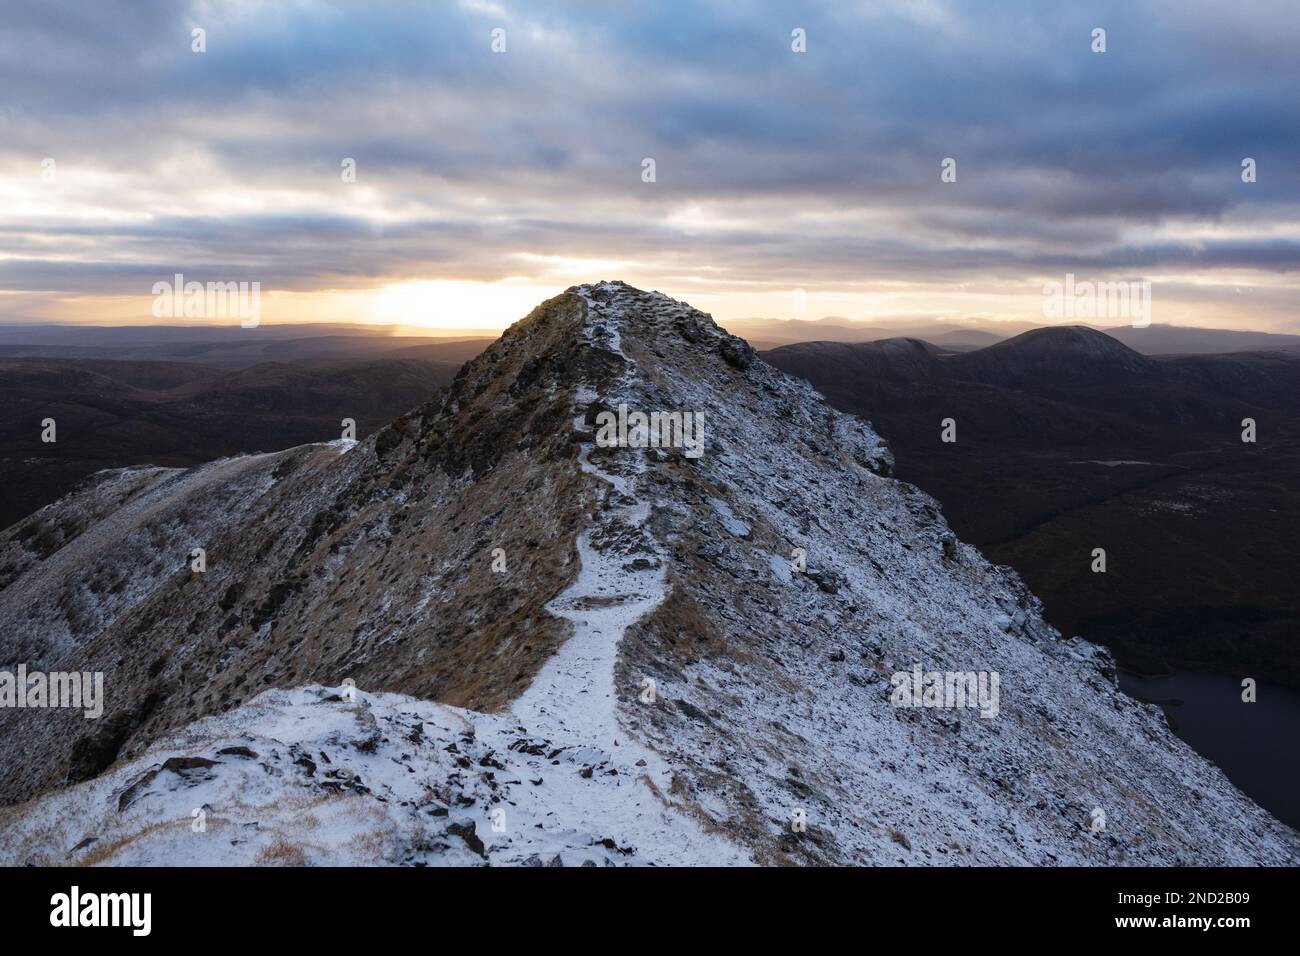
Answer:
709, 497, 752, 538
766, 551, 793, 584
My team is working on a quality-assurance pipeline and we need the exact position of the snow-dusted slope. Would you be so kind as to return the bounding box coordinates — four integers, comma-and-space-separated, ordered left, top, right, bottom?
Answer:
1, 281, 1296, 865
0, 685, 745, 866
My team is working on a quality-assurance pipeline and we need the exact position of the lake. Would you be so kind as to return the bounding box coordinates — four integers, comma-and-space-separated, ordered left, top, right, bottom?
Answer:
1118, 669, 1300, 831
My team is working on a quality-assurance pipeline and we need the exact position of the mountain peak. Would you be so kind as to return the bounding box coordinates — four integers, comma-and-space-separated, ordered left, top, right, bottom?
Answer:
997, 324, 1143, 354
1, 285, 1295, 866
954, 323, 1155, 386
562, 280, 745, 363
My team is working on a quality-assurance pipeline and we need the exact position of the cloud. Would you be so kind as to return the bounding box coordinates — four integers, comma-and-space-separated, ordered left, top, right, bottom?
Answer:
0, 0, 1297, 328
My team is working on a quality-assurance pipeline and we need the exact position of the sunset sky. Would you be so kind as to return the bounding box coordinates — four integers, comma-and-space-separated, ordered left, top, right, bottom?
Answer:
1, 0, 1297, 332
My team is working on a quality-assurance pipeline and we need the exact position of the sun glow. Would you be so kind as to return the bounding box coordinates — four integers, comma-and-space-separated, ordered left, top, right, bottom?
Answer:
366, 279, 565, 330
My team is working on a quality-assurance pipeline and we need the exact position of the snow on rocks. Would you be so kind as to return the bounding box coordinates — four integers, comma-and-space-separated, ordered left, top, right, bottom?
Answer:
0, 451, 298, 669
560, 281, 1299, 866
1, 280, 1296, 867
0, 684, 746, 867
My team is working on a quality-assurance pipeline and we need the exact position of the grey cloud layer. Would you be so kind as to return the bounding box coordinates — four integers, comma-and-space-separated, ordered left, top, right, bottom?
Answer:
1, 0, 1297, 304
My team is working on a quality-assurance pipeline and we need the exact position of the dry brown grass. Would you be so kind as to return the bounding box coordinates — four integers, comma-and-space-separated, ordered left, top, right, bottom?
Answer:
76, 818, 188, 866
887, 827, 912, 851
341, 827, 394, 864
256, 836, 308, 866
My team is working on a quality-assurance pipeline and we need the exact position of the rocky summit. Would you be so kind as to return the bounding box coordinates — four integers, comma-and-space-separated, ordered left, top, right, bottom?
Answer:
1, 282, 1296, 866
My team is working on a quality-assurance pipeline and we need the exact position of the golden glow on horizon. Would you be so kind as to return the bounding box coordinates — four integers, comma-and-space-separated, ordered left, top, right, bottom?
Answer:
8, 277, 1296, 335
4, 153, 1297, 333
366, 279, 566, 329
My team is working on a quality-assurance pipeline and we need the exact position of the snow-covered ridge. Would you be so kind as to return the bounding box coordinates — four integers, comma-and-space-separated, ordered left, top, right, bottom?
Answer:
1, 281, 1297, 866
547, 281, 1297, 865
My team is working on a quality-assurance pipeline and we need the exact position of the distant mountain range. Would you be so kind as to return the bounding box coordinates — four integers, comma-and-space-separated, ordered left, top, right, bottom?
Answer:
724, 315, 1300, 355
718, 316, 1031, 351
0, 322, 496, 367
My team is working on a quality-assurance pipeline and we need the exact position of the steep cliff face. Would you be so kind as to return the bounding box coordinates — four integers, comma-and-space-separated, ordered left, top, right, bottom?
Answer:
1, 282, 1296, 866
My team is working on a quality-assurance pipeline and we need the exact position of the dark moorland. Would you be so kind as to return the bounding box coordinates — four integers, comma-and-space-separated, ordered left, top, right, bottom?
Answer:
0, 328, 494, 529
766, 326, 1300, 688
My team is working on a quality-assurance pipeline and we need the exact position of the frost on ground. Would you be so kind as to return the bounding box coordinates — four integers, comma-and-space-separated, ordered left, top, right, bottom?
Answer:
0, 685, 741, 866
1, 281, 1297, 866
